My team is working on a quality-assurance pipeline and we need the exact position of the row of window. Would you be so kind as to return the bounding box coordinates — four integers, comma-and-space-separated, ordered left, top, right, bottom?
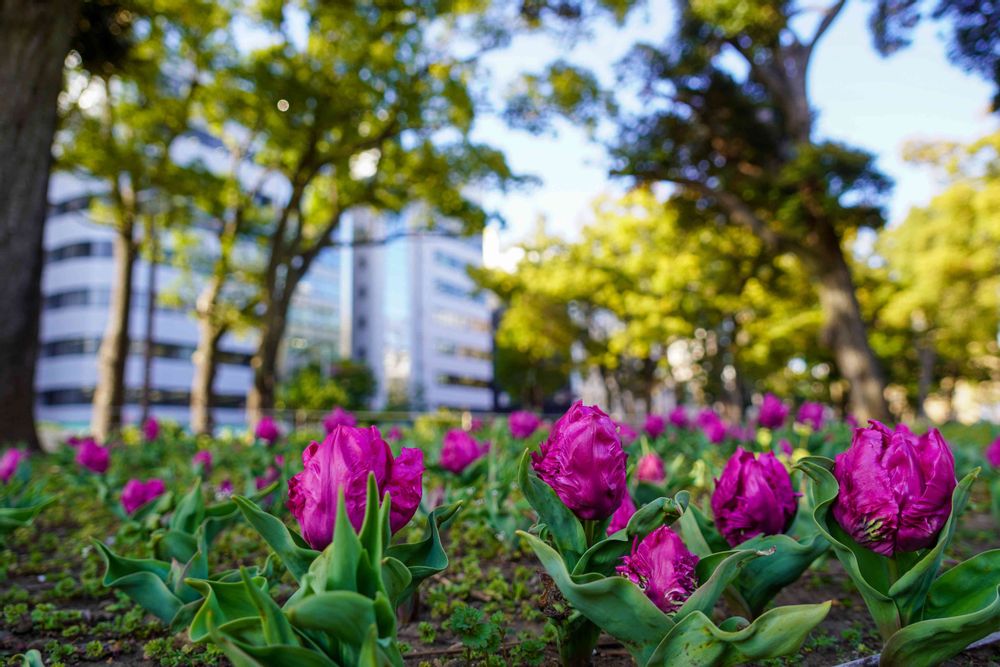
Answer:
436, 374, 491, 389
433, 249, 467, 271
43, 288, 188, 312
41, 337, 253, 366
46, 240, 114, 263
39, 387, 246, 408
434, 279, 485, 304
435, 340, 491, 361
431, 310, 491, 333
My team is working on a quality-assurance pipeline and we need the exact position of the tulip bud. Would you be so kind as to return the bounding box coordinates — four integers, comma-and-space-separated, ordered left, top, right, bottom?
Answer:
254, 416, 281, 445
193, 450, 213, 474
121, 478, 166, 514
636, 453, 666, 484
796, 402, 825, 431
509, 410, 542, 439
75, 438, 109, 474
531, 401, 627, 521
617, 421, 638, 445
668, 406, 688, 429
697, 409, 726, 444
758, 393, 788, 430
985, 436, 1000, 468
287, 425, 424, 549
0, 448, 27, 483
832, 421, 956, 556
608, 494, 637, 535
617, 526, 699, 614
322, 407, 357, 434
141, 417, 160, 442
439, 428, 489, 474
711, 448, 797, 547
644, 414, 665, 439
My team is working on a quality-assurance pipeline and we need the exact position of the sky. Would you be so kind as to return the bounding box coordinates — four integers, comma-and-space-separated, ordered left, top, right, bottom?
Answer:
474, 1, 997, 267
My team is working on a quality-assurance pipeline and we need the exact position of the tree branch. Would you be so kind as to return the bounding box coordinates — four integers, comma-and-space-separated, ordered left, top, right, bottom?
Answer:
806, 0, 848, 57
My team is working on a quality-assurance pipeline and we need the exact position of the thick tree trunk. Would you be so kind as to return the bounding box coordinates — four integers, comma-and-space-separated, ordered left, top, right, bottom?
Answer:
190, 318, 225, 436
92, 227, 136, 440
813, 242, 890, 422
139, 219, 158, 424
916, 338, 935, 419
246, 303, 288, 427
0, 0, 80, 448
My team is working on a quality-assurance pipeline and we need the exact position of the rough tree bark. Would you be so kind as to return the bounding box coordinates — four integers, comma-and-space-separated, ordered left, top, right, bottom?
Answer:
91, 225, 136, 439
0, 0, 81, 448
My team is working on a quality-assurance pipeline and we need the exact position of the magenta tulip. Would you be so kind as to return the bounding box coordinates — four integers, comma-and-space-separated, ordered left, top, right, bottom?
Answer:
531, 401, 627, 521
75, 438, 109, 474
608, 494, 637, 535
636, 452, 666, 484
617, 421, 639, 445
617, 526, 699, 614
509, 411, 542, 439
255, 416, 281, 445
121, 479, 166, 514
796, 402, 825, 431
832, 421, 956, 556
668, 406, 688, 429
141, 417, 160, 442
256, 466, 281, 490
985, 436, 1000, 468
386, 425, 403, 442
287, 425, 423, 549
758, 393, 788, 429
193, 450, 213, 474
322, 407, 357, 434
469, 417, 485, 433
779, 439, 794, 457
644, 414, 666, 439
218, 479, 234, 498
439, 429, 489, 474
0, 449, 27, 483
712, 448, 797, 547
697, 409, 727, 444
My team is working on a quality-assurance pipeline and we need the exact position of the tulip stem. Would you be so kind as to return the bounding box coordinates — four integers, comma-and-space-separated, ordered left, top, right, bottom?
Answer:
886, 557, 899, 587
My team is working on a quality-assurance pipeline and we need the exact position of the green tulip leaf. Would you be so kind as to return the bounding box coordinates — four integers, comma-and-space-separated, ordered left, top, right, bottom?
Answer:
924, 549, 1000, 620
571, 534, 630, 577
285, 590, 379, 643
644, 603, 831, 666
732, 531, 829, 616
233, 495, 319, 583
380, 556, 413, 608
171, 481, 206, 534
676, 549, 764, 621
518, 450, 587, 568
186, 575, 270, 643
14, 649, 44, 667
0, 497, 55, 535
92, 539, 182, 625
201, 609, 339, 667
153, 529, 199, 564
888, 468, 979, 624
626, 493, 689, 541
386, 501, 461, 603
238, 567, 299, 646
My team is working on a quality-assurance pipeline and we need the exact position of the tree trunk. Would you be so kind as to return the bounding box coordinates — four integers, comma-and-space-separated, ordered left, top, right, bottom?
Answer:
246, 302, 288, 427
0, 0, 80, 448
190, 318, 225, 436
916, 338, 935, 419
813, 241, 890, 422
139, 218, 158, 424
92, 226, 136, 439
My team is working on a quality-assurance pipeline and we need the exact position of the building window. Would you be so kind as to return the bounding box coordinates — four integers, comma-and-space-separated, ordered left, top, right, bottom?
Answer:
46, 240, 114, 264
48, 195, 94, 217
433, 250, 466, 271
40, 336, 251, 366
357, 315, 367, 330
436, 374, 490, 389
436, 340, 491, 360
434, 279, 485, 303
39, 386, 247, 408
432, 311, 490, 333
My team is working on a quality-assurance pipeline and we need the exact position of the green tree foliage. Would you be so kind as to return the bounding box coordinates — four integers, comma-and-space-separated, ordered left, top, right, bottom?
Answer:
277, 361, 375, 413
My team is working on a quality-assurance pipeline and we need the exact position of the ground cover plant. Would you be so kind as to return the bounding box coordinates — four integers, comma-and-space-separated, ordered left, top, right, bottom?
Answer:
2, 402, 999, 666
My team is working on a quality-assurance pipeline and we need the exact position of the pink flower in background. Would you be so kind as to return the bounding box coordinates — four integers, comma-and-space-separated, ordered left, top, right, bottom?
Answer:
256, 466, 280, 490
779, 439, 794, 457
617, 421, 639, 445
468, 417, 485, 433
439, 429, 489, 474
121, 479, 166, 514
255, 416, 281, 444
796, 402, 825, 431
636, 453, 666, 484
218, 479, 234, 498
668, 406, 689, 429
66, 436, 83, 447
697, 409, 726, 444
846, 414, 859, 428
531, 401, 627, 521
386, 425, 403, 442
322, 407, 357, 434
509, 411, 542, 439
287, 425, 424, 549
833, 421, 956, 556
193, 450, 213, 474
727, 424, 755, 443
617, 526, 699, 614
141, 417, 160, 442
607, 494, 637, 535
75, 438, 109, 474
986, 436, 1000, 468
274, 454, 285, 467
644, 414, 666, 439
758, 393, 788, 429
0, 449, 27, 483
712, 448, 797, 546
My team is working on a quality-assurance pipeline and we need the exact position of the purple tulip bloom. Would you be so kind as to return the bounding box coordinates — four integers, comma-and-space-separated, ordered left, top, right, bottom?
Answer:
617, 421, 639, 445
779, 439, 794, 457
984, 436, 1000, 468
386, 425, 403, 442
193, 450, 213, 474
121, 478, 166, 515
607, 494, 637, 535
758, 393, 788, 429
0, 449, 27, 483
636, 452, 666, 484
846, 413, 859, 428
617, 526, 699, 614
469, 417, 485, 433
256, 466, 281, 491
66, 435, 83, 448
255, 416, 281, 445
796, 402, 825, 431
644, 414, 666, 439
531, 401, 627, 521
287, 425, 423, 550
75, 438, 109, 474
712, 448, 798, 547
668, 406, 688, 429
141, 417, 160, 442
833, 421, 956, 556
439, 429, 489, 474
218, 479, 234, 498
509, 411, 542, 439
322, 407, 357, 434
697, 409, 727, 444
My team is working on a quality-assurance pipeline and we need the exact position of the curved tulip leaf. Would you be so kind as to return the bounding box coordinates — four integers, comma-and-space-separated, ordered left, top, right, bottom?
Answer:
239, 568, 298, 646
924, 549, 1000, 619
285, 590, 378, 644
626, 493, 689, 541
517, 529, 673, 660
0, 497, 55, 536
171, 481, 206, 534
879, 586, 1000, 667
380, 557, 413, 608
888, 468, 978, 625
385, 501, 461, 602
572, 534, 630, 577
153, 529, 199, 564
796, 457, 900, 639
518, 450, 586, 568
233, 495, 319, 583
358, 474, 387, 568
733, 531, 829, 616
644, 603, 831, 667
201, 610, 339, 667
92, 539, 182, 625
14, 649, 44, 667
186, 575, 270, 643
676, 549, 764, 621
